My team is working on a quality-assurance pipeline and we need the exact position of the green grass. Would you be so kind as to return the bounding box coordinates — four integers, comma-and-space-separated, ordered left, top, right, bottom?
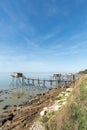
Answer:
79, 69, 87, 74
62, 79, 87, 130
41, 79, 87, 130
63, 103, 87, 130
40, 116, 49, 123
40, 111, 55, 124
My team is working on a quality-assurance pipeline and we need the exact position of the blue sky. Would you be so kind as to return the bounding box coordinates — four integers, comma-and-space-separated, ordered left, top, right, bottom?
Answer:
0, 0, 87, 73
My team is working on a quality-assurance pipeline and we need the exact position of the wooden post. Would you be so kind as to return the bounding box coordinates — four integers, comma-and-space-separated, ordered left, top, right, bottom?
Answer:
50, 80, 52, 89
43, 80, 45, 87
56, 80, 59, 87
37, 79, 40, 87
32, 79, 34, 86
27, 79, 30, 86
22, 77, 24, 93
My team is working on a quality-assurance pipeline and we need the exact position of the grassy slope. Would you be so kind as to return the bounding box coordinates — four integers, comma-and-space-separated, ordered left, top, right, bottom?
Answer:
62, 79, 87, 130
78, 69, 87, 74
41, 76, 87, 130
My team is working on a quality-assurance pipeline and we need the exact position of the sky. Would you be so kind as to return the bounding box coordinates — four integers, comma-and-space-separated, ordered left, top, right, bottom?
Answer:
0, 0, 87, 73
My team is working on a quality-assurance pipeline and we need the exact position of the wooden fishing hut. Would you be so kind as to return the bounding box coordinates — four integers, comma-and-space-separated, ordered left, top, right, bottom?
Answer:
12, 72, 23, 78
10, 72, 25, 92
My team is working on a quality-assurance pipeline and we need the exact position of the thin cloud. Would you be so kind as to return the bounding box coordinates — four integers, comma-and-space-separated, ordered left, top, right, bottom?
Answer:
0, 55, 48, 72
70, 31, 87, 41
39, 25, 62, 41
42, 33, 57, 40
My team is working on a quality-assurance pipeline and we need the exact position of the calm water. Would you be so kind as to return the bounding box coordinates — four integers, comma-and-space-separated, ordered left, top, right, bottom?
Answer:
0, 72, 54, 90
0, 72, 55, 111
0, 72, 74, 111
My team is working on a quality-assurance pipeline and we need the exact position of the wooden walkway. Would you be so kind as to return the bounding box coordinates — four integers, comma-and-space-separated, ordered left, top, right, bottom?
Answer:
9, 72, 76, 95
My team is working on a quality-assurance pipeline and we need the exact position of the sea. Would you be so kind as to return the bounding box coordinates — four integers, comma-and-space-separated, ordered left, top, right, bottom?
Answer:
0, 72, 54, 89
0, 72, 59, 111
0, 72, 76, 112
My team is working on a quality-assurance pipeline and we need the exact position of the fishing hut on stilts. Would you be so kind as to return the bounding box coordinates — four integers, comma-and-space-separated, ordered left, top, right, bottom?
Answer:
10, 72, 25, 94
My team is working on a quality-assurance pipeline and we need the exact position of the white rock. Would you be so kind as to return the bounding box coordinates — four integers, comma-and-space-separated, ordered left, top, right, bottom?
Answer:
62, 101, 66, 105
43, 107, 47, 110
54, 104, 61, 110
66, 88, 73, 92
40, 108, 47, 116
58, 93, 63, 97
61, 91, 66, 95
16, 106, 21, 110
40, 110, 45, 116
65, 93, 69, 97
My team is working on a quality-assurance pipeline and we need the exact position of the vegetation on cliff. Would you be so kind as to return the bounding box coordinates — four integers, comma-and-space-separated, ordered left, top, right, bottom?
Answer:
41, 77, 87, 130
78, 69, 87, 74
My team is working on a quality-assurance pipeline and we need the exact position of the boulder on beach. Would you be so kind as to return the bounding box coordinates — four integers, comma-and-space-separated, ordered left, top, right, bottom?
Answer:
0, 100, 4, 102
3, 105, 11, 110
0, 90, 3, 93
0, 113, 14, 127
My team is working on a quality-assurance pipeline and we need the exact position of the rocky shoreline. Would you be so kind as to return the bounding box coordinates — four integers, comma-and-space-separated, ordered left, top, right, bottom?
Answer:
0, 82, 74, 130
